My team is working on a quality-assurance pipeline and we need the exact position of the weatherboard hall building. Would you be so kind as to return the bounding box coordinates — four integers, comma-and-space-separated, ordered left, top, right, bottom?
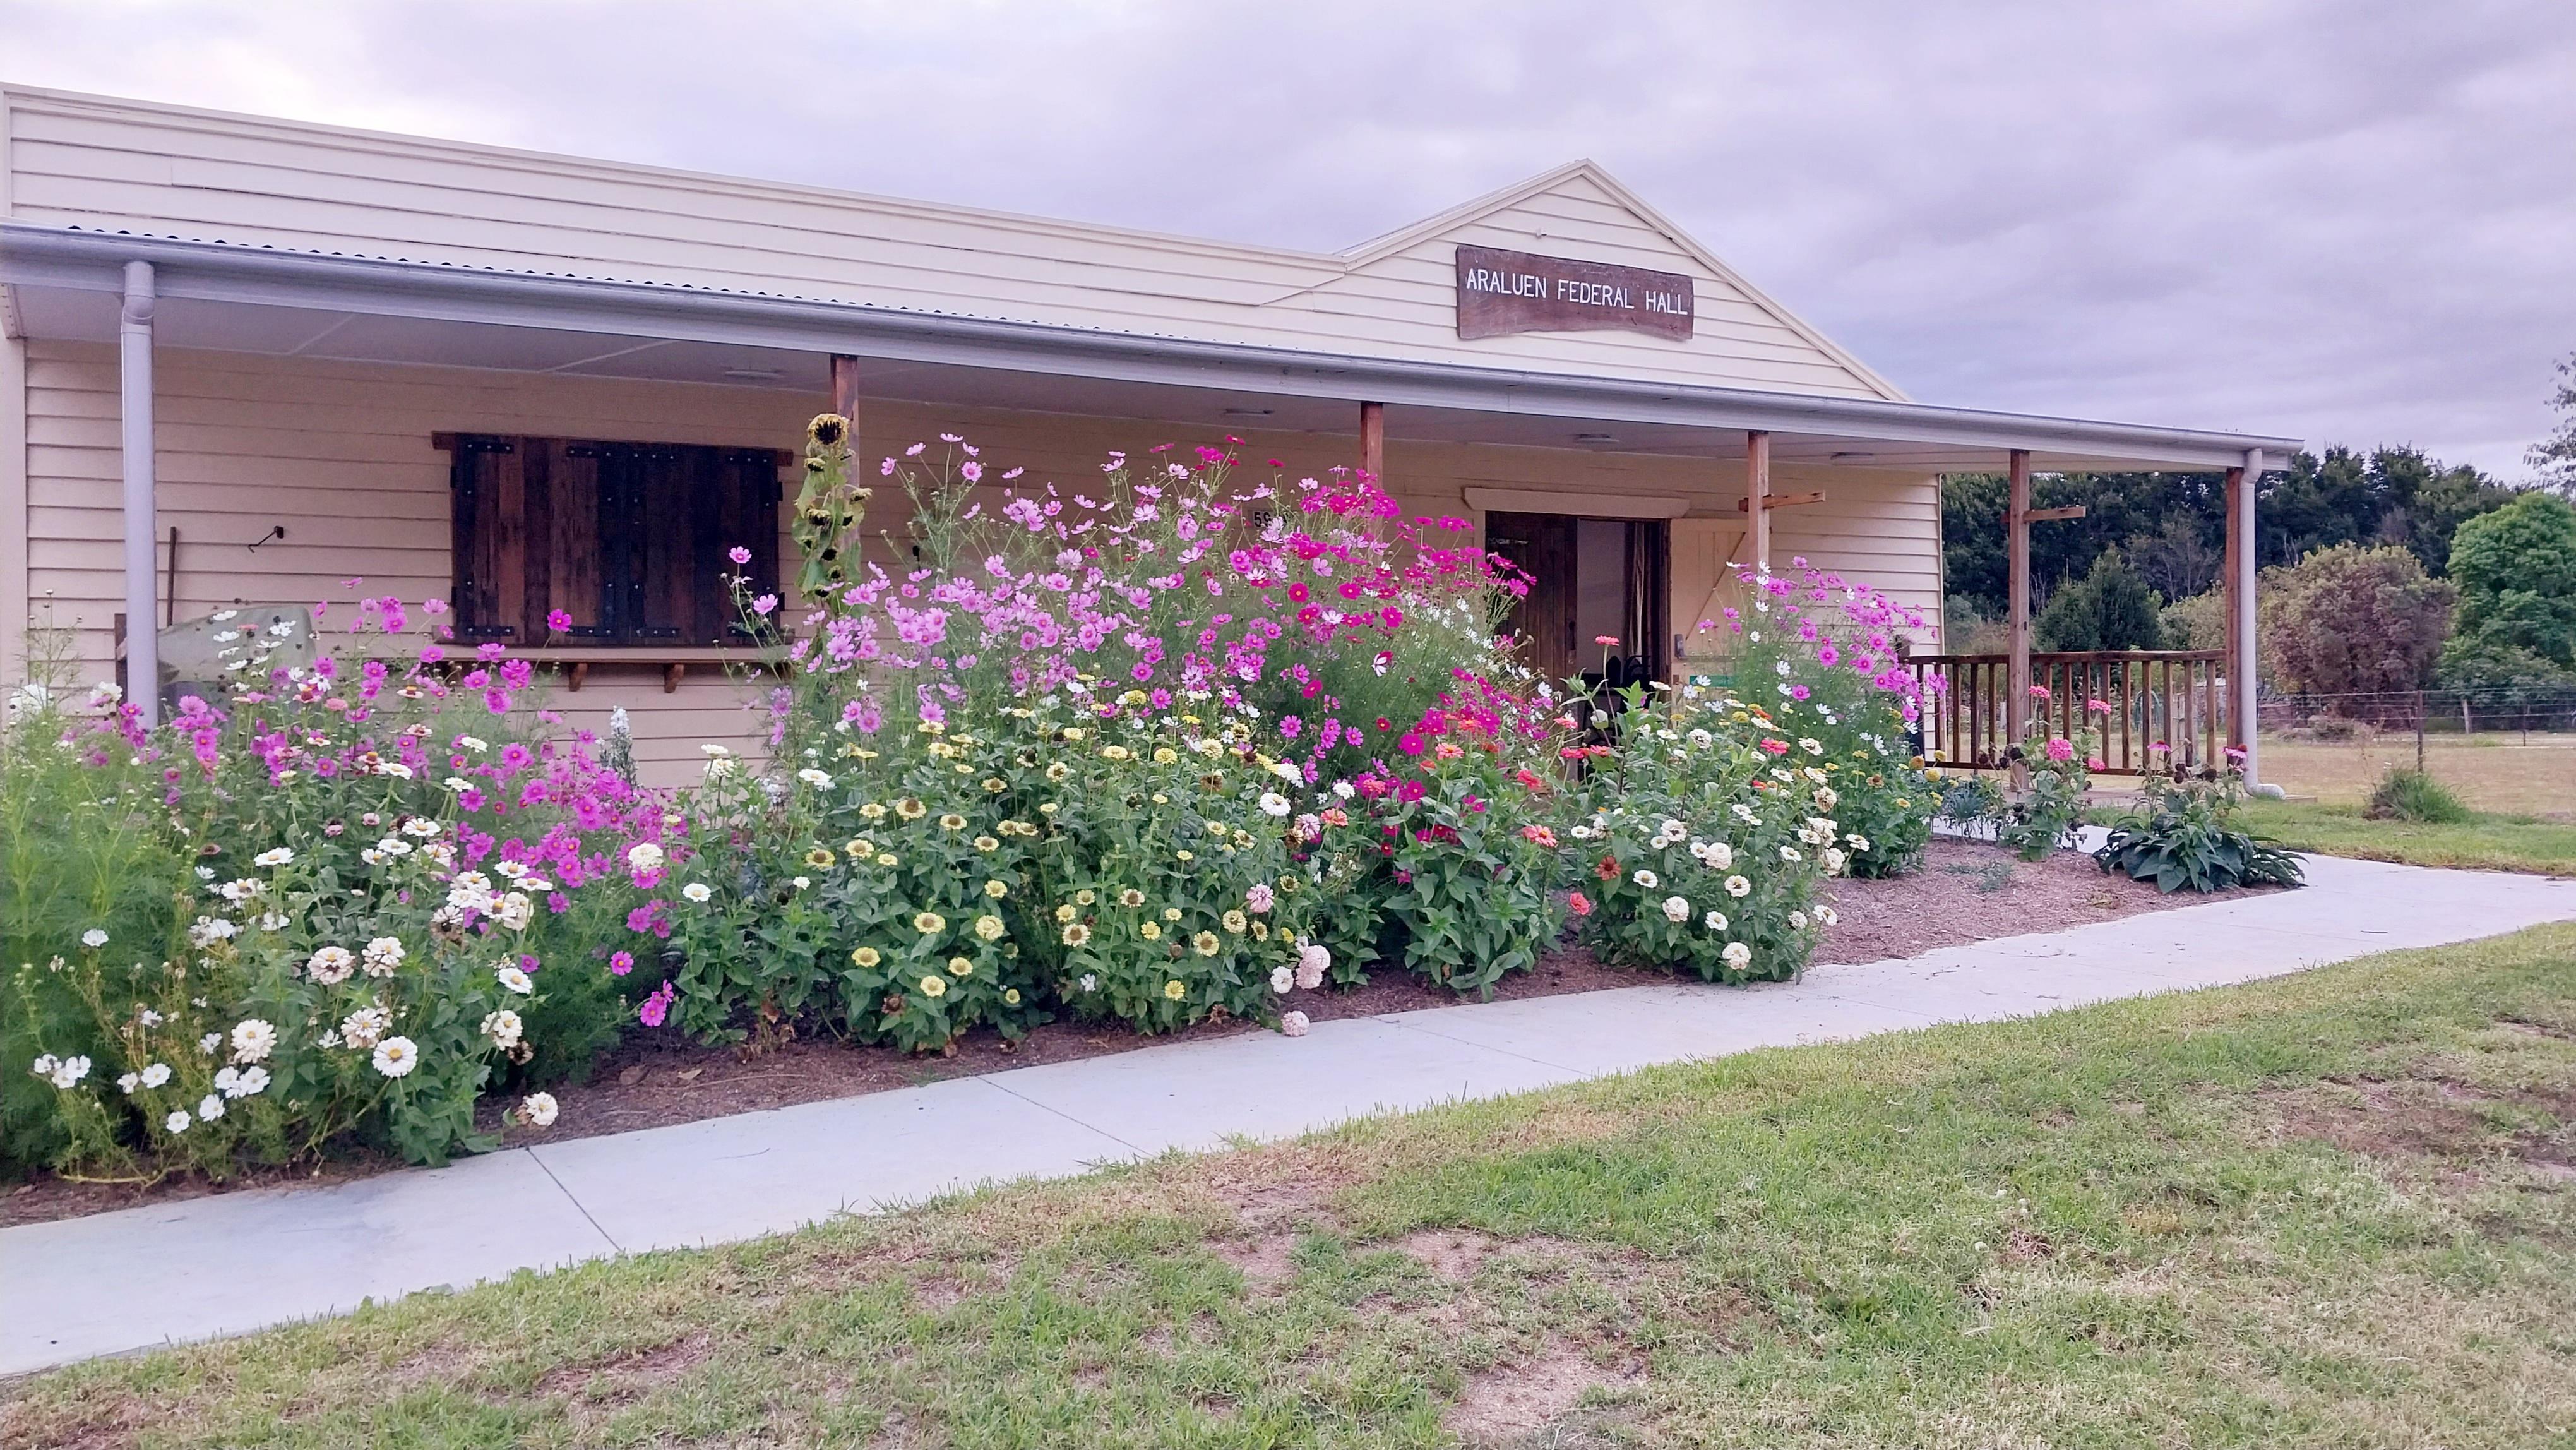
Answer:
0, 86, 2298, 783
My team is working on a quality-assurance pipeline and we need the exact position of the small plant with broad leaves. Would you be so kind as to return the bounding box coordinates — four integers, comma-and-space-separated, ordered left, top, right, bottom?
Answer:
2095, 769, 2304, 892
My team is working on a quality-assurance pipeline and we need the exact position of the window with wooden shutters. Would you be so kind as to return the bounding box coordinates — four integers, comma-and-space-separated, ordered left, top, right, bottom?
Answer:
441, 434, 782, 646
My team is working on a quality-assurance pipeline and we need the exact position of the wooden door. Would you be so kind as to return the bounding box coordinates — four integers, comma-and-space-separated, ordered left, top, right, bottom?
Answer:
1484, 511, 1576, 686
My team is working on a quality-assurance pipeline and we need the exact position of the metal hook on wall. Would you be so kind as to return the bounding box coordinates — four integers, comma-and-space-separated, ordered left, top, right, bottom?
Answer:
246, 525, 286, 551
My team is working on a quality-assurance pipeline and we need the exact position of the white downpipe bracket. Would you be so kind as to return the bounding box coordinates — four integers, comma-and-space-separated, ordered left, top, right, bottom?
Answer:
120, 260, 158, 729
2238, 445, 2262, 791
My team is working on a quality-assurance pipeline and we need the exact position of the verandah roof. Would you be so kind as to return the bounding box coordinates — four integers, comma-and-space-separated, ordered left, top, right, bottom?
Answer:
1, 224, 2302, 477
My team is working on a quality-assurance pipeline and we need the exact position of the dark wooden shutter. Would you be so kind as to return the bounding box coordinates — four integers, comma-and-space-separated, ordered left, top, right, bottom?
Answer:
448, 436, 522, 641
451, 433, 784, 648
533, 440, 608, 640
705, 449, 784, 640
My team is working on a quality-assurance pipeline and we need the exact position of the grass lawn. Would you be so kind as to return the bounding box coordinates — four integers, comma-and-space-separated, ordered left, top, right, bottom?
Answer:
2238, 798, 2576, 875
12, 926, 2576, 1448
2257, 731, 2576, 816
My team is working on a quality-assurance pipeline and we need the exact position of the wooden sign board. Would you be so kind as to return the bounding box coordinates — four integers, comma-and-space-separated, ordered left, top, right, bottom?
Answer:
1455, 244, 1695, 341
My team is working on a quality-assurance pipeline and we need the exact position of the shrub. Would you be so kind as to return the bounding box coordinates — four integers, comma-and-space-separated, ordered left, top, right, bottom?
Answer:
4, 603, 653, 1179
2364, 766, 2471, 824
2263, 544, 2455, 707
1571, 690, 1834, 982
2036, 548, 2164, 652
1706, 558, 1941, 878
645, 418, 1562, 1044
2095, 770, 2304, 892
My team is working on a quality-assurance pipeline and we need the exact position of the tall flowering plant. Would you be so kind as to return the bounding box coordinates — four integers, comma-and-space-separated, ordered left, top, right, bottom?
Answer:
1710, 558, 1941, 877
1571, 686, 1835, 981
5, 590, 657, 1177
648, 415, 1555, 1044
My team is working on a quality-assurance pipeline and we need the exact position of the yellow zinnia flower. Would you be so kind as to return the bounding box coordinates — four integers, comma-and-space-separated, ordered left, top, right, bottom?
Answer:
1117, 888, 1145, 908
948, 956, 973, 976
1075, 889, 1097, 906
1061, 923, 1092, 946
1003, 988, 1021, 1005
895, 798, 926, 820
1161, 908, 1181, 922
982, 777, 1006, 793
913, 911, 946, 933
876, 853, 898, 867
984, 878, 1008, 899
859, 803, 888, 821
849, 946, 881, 968
939, 813, 968, 831
1163, 980, 1186, 1000
974, 836, 999, 852
919, 975, 947, 998
1191, 931, 1220, 956
1139, 921, 1162, 941
974, 914, 1005, 942
804, 847, 836, 868
1222, 910, 1248, 933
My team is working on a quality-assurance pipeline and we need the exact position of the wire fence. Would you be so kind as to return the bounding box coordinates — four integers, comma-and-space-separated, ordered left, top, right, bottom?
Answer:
2260, 687, 2576, 746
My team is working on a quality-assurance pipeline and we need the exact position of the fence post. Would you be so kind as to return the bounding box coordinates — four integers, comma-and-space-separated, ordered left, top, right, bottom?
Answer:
2461, 695, 2472, 738
2416, 690, 2426, 774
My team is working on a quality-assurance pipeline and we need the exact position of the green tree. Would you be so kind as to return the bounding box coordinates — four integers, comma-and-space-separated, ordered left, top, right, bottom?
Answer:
2440, 492, 2576, 686
2529, 352, 2576, 493
2036, 548, 2164, 651
2262, 544, 2454, 703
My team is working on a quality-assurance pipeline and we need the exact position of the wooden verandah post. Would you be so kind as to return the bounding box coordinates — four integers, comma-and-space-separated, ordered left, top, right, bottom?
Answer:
2003, 447, 2084, 784
2224, 448, 2262, 784
1738, 429, 1822, 573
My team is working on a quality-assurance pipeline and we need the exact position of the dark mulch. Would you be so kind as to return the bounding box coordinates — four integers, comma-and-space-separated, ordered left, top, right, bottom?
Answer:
1, 838, 2258, 1228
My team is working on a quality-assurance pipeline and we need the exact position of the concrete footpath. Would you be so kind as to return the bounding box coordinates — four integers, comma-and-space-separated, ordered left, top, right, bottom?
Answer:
6, 853, 2573, 1374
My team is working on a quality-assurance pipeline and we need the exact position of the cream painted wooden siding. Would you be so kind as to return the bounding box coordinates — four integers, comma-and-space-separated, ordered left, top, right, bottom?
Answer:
16, 345, 1938, 783
3, 87, 1897, 400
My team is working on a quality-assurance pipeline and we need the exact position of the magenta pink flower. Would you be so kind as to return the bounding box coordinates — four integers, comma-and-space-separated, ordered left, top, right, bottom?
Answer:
2044, 737, 2075, 763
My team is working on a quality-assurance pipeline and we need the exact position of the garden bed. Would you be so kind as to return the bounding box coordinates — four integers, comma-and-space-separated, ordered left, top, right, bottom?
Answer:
0, 837, 2255, 1229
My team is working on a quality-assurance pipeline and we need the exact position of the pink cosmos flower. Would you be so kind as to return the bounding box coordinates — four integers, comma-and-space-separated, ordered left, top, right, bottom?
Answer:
547, 609, 573, 633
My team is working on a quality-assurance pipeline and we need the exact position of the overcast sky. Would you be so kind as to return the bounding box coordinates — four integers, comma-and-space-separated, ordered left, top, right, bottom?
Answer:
6, 0, 2572, 476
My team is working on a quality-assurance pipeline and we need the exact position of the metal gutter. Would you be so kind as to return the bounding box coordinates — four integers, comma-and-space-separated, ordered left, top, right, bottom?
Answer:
0, 224, 2306, 470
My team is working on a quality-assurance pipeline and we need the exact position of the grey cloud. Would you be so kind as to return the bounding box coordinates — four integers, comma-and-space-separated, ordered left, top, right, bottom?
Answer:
4, 0, 2570, 472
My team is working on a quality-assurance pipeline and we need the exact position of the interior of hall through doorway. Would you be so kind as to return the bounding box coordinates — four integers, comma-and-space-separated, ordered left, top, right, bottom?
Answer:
1484, 511, 1670, 691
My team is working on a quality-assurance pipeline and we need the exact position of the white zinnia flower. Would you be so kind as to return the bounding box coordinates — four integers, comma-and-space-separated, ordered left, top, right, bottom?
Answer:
797, 767, 834, 789
1661, 896, 1692, 923
626, 842, 666, 873
1269, 760, 1304, 784
1703, 909, 1729, 931
362, 937, 407, 976
481, 1009, 524, 1048
254, 847, 295, 868
307, 945, 356, 984
519, 1092, 559, 1128
230, 1018, 277, 1064
340, 1007, 390, 1048
681, 882, 713, 903
1817, 905, 1840, 926
372, 1036, 419, 1078
1724, 875, 1753, 898
402, 817, 442, 838
1270, 965, 1296, 993
494, 893, 535, 931
1631, 868, 1659, 889
1722, 942, 1753, 969
496, 965, 534, 995
1822, 848, 1847, 875
1790, 911, 1809, 930
1279, 1010, 1311, 1038
1257, 792, 1292, 817
1780, 846, 1803, 862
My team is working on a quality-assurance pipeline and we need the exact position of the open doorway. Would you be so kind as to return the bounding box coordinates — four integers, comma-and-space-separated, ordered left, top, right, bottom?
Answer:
1484, 512, 1669, 691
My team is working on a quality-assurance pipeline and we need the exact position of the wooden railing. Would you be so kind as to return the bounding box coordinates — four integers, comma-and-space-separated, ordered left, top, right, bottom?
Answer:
1907, 651, 2230, 775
